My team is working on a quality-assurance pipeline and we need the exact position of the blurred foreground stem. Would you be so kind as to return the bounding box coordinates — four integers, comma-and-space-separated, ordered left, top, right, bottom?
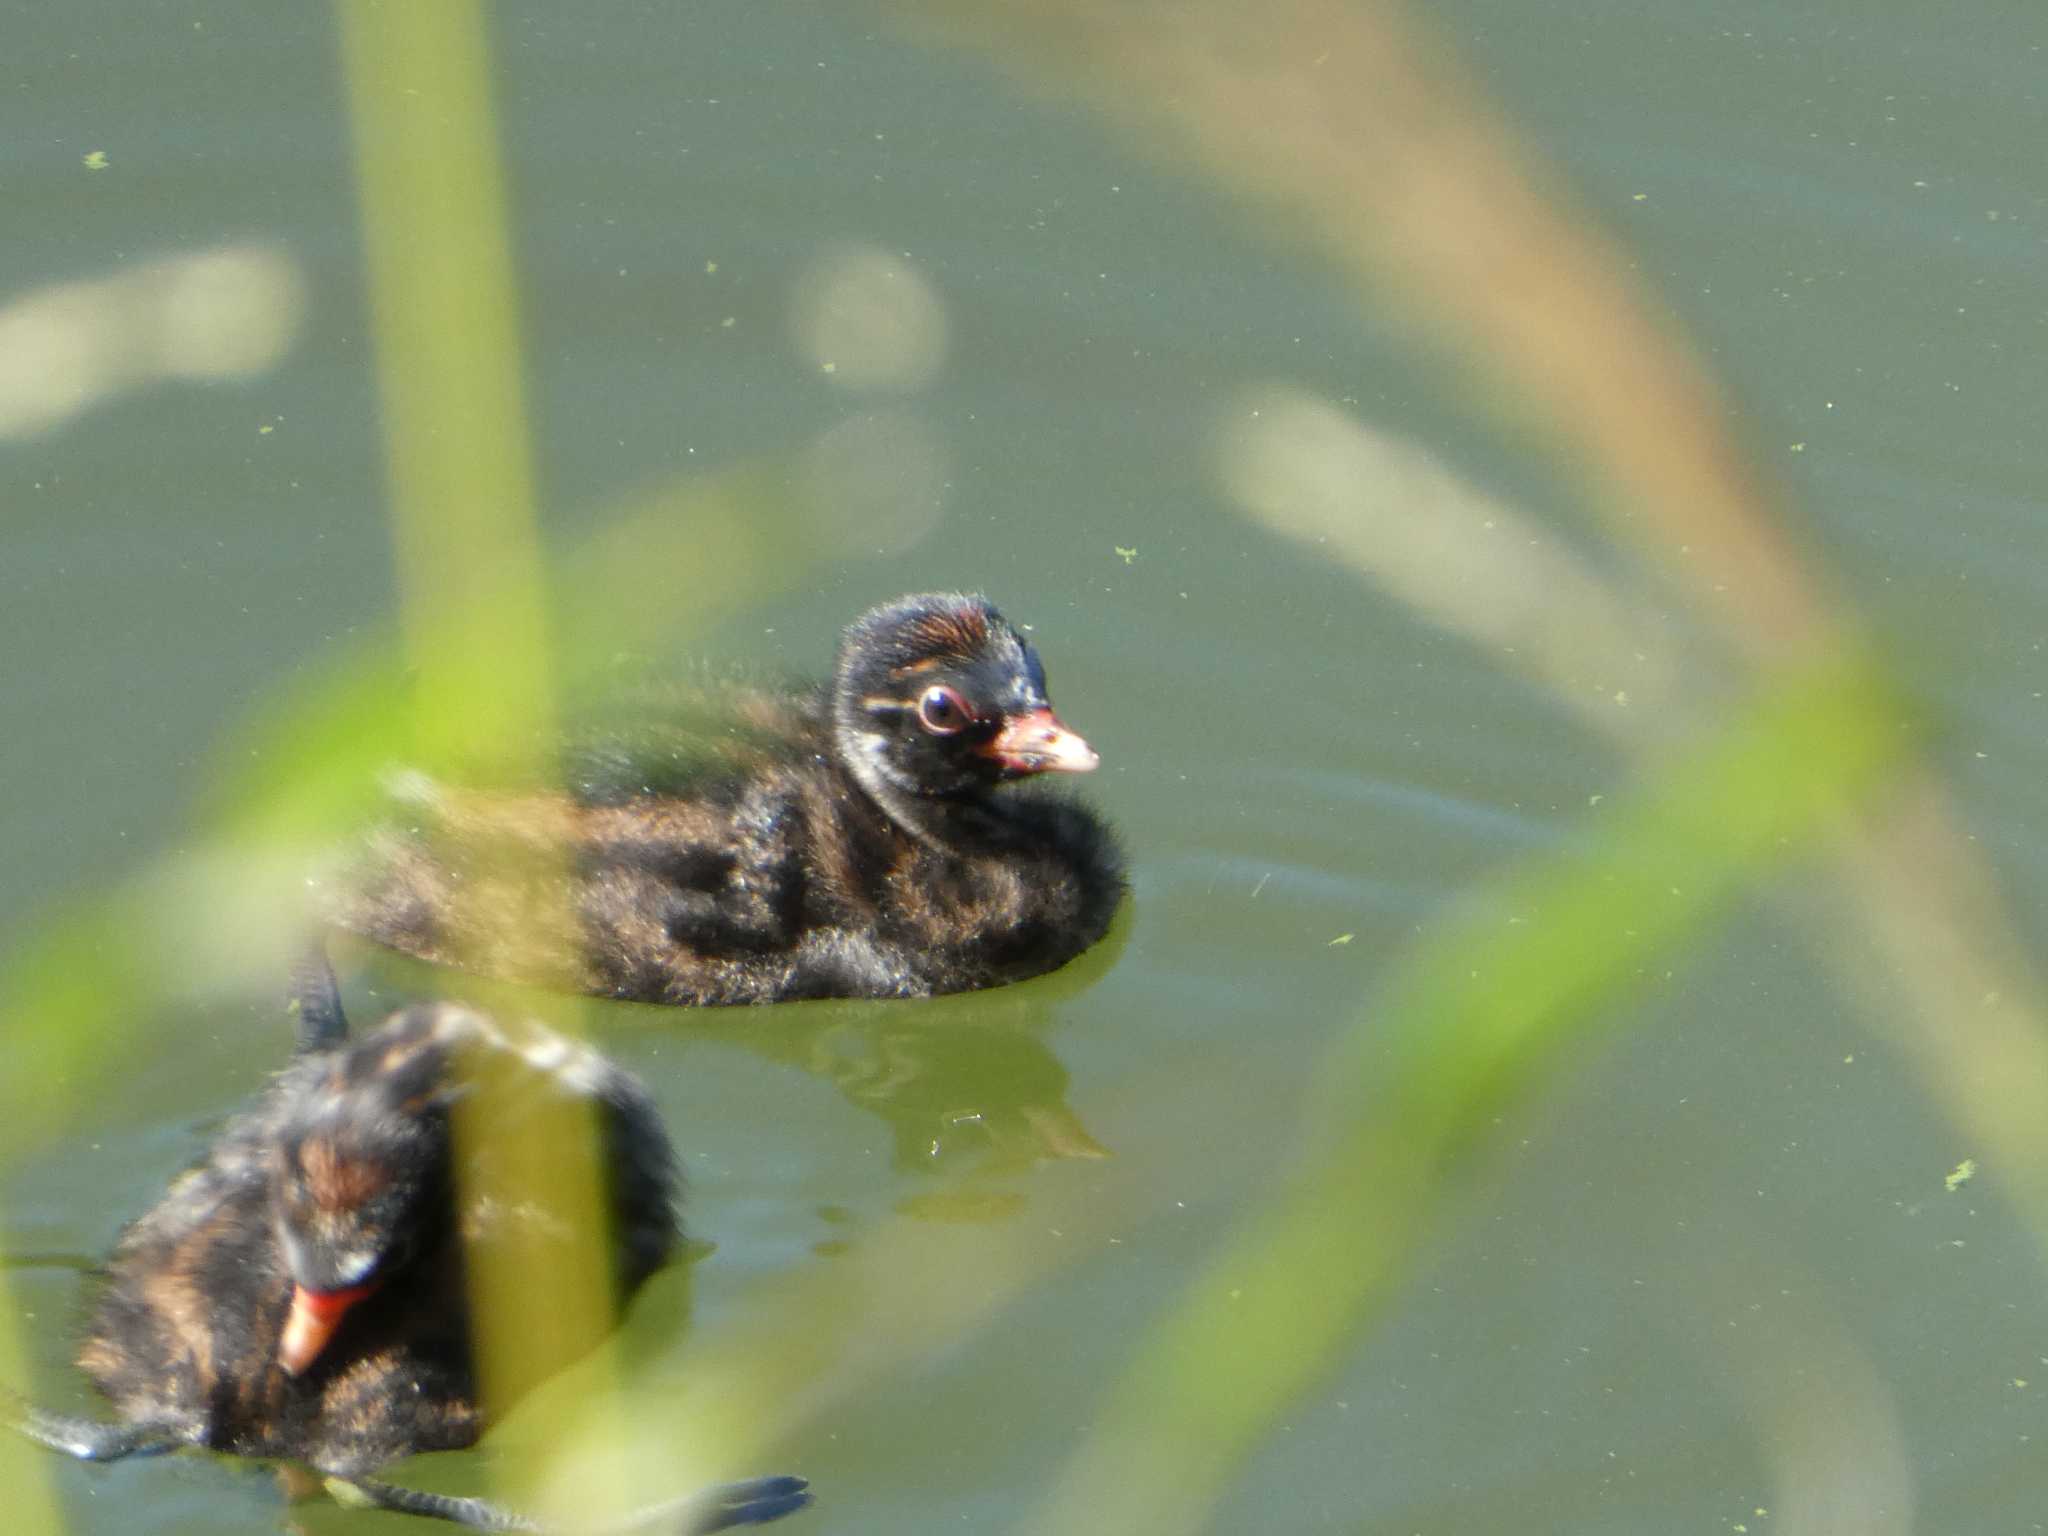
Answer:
338, 0, 552, 760
337, 0, 622, 1513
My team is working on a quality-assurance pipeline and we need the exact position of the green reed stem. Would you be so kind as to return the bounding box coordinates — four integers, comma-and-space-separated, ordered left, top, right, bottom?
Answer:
335, 0, 623, 1515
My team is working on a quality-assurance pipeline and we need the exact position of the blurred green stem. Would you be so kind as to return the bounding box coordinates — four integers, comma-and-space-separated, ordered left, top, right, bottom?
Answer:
336, 0, 622, 1514
336, 0, 553, 765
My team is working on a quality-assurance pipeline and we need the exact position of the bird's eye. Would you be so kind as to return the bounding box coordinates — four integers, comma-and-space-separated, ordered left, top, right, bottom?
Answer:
916, 685, 972, 735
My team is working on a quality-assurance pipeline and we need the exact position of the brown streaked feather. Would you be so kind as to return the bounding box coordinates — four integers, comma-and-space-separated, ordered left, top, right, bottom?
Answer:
299, 1138, 390, 1214
897, 603, 991, 663
133, 1223, 228, 1393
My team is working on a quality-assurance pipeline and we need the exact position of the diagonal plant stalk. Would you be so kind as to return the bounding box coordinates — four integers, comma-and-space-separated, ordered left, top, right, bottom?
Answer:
1022, 656, 1908, 1534
901, 1, 2048, 1529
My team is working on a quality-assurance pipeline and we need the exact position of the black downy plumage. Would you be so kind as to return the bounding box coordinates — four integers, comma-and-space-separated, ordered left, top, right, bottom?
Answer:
333, 593, 1125, 1005
14, 954, 810, 1534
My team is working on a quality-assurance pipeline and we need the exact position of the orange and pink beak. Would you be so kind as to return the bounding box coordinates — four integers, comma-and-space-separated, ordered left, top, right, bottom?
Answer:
974, 707, 1099, 776
278, 1279, 379, 1376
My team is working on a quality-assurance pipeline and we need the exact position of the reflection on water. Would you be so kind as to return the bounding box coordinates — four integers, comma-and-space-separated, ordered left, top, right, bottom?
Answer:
0, 246, 303, 440
788, 243, 947, 394
340, 897, 1128, 1207
787, 243, 953, 555
781, 992, 1113, 1175
1220, 382, 1681, 729
794, 407, 949, 557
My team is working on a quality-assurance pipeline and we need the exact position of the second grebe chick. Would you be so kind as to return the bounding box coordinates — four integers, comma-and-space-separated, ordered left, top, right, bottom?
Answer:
16, 958, 810, 1534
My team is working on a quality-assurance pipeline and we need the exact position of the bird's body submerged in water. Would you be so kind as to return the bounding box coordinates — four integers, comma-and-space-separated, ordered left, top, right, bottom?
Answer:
16, 961, 809, 1533
330, 593, 1125, 1005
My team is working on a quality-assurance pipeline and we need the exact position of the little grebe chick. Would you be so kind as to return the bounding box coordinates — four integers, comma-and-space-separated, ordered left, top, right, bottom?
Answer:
333, 592, 1125, 1005
18, 960, 809, 1534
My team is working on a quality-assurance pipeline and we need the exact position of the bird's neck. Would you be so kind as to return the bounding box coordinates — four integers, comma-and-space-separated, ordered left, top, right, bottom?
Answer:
832, 717, 1000, 851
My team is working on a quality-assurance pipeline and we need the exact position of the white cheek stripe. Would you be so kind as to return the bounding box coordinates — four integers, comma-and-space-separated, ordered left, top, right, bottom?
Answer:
331, 1246, 379, 1285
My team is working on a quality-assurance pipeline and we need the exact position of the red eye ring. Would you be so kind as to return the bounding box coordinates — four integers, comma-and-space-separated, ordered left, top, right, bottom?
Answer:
916, 685, 973, 735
